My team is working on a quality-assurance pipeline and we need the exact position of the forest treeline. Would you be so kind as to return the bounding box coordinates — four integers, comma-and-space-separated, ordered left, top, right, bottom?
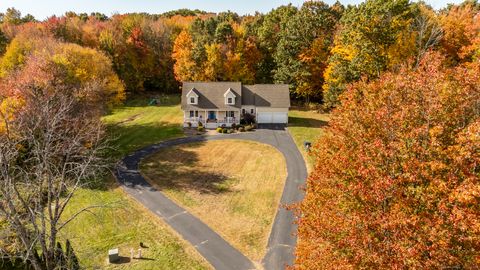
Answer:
0, 1, 479, 269
0, 0, 479, 107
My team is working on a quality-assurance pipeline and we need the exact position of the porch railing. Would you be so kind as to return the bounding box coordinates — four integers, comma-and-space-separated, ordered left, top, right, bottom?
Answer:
184, 117, 205, 124
218, 117, 238, 124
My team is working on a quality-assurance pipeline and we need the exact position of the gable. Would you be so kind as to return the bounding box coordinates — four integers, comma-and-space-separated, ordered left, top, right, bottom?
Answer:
181, 82, 242, 110
186, 88, 199, 98
223, 88, 236, 98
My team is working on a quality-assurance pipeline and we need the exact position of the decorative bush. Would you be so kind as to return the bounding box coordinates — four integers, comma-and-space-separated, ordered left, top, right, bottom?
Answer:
187, 122, 192, 128
216, 127, 223, 133
238, 127, 245, 132
221, 128, 228, 133
197, 126, 205, 132
245, 125, 253, 132
198, 121, 203, 127
227, 129, 233, 134
231, 123, 237, 129
243, 113, 256, 125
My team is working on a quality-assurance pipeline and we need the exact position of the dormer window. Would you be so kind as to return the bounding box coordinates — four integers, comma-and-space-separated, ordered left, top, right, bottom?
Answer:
224, 88, 236, 105
186, 88, 199, 105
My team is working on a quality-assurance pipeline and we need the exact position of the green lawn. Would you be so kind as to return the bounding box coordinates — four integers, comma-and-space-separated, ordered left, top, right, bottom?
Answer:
60, 182, 208, 270
102, 95, 184, 158
288, 108, 330, 170
60, 96, 210, 269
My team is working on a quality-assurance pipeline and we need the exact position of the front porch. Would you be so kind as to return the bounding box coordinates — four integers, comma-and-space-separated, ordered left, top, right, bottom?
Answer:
183, 110, 240, 129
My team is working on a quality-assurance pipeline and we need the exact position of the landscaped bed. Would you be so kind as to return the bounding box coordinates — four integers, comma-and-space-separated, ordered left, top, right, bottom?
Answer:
140, 140, 287, 262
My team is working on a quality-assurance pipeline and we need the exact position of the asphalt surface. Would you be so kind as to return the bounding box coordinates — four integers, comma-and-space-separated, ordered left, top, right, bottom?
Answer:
115, 127, 307, 270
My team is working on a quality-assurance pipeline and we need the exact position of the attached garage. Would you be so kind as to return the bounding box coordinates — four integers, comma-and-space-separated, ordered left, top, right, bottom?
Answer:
241, 84, 291, 125
256, 109, 289, 124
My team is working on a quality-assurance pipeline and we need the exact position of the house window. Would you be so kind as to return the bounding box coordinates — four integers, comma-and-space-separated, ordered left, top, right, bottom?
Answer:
251, 109, 254, 114
189, 111, 194, 118
195, 111, 198, 117
190, 97, 195, 104
227, 97, 233, 104
226, 111, 234, 117
242, 109, 245, 114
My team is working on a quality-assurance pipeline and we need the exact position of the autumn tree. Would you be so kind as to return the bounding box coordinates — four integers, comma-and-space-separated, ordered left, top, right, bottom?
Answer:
323, 0, 416, 108
0, 57, 109, 270
295, 53, 480, 269
0, 35, 125, 108
172, 29, 197, 81
439, 2, 480, 63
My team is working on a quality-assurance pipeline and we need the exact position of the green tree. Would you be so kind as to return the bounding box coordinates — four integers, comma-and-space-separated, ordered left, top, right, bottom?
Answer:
256, 4, 297, 83
274, 1, 342, 102
323, 0, 416, 108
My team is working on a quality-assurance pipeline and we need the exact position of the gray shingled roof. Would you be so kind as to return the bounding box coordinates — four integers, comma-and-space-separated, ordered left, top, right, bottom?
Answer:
244, 84, 291, 108
181, 82, 290, 110
181, 82, 242, 110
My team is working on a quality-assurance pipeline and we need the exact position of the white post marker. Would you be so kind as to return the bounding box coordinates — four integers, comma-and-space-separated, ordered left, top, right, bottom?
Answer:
138, 248, 142, 259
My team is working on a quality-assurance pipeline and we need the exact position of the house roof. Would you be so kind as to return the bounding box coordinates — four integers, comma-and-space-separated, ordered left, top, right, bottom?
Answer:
243, 84, 291, 108
181, 82, 242, 110
181, 82, 290, 110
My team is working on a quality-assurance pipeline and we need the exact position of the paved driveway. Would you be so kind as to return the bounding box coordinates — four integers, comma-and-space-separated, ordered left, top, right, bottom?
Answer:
115, 128, 307, 270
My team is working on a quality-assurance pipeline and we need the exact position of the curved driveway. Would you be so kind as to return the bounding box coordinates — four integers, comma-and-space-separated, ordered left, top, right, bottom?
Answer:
115, 127, 307, 270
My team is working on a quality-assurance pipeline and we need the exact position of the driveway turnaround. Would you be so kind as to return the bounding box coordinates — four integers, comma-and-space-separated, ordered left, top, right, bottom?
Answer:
115, 128, 308, 270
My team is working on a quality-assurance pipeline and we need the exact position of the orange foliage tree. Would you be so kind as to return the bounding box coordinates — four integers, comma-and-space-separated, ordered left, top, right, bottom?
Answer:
295, 53, 480, 269
440, 3, 480, 63
172, 29, 197, 81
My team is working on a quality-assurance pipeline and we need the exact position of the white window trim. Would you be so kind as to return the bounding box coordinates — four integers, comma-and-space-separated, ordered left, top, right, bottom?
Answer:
186, 88, 199, 105
224, 88, 236, 105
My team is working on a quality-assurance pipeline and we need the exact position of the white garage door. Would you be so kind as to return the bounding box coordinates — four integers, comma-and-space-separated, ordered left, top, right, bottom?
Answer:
257, 112, 288, 124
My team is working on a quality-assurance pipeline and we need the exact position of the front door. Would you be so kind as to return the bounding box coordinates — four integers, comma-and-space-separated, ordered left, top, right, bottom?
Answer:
208, 111, 216, 120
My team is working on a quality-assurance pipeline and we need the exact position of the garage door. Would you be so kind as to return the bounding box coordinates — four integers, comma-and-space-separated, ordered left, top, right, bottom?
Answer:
257, 112, 288, 124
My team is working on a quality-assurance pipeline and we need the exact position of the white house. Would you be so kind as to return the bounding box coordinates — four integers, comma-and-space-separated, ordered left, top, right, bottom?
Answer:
181, 82, 290, 129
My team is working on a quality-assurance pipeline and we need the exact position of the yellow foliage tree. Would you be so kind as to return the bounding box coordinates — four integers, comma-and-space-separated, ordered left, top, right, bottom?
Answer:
202, 43, 223, 81
172, 30, 196, 82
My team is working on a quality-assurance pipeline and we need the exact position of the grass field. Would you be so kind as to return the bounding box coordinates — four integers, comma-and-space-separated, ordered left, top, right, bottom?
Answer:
59, 96, 211, 269
140, 140, 287, 262
59, 180, 208, 270
60, 96, 328, 269
288, 108, 330, 170
102, 95, 184, 158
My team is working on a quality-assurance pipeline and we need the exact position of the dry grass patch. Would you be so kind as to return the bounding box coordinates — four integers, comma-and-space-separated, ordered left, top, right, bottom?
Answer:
140, 140, 287, 262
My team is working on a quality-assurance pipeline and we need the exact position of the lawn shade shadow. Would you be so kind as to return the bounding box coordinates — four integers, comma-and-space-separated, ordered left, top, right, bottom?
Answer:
110, 256, 131, 264
288, 116, 328, 128
106, 122, 184, 159
142, 143, 233, 195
